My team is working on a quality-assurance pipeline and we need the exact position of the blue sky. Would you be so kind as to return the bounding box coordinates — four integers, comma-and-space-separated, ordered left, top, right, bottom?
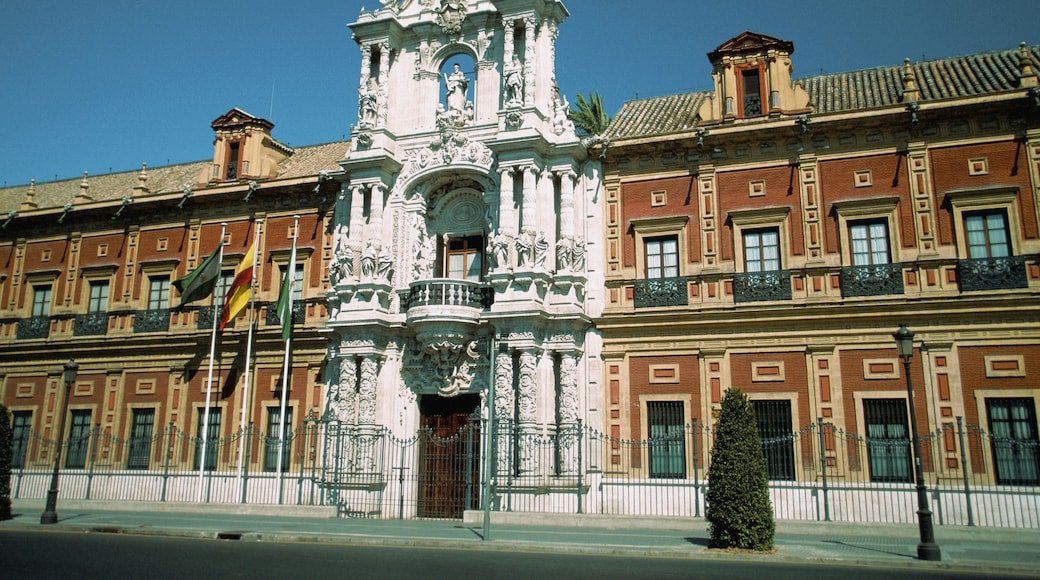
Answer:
1, 0, 1037, 186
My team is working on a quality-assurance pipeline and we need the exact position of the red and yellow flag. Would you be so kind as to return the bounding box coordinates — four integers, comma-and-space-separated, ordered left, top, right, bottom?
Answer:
219, 241, 256, 330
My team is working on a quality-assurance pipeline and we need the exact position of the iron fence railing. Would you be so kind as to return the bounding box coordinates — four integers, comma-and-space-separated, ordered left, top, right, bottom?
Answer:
8, 416, 1038, 527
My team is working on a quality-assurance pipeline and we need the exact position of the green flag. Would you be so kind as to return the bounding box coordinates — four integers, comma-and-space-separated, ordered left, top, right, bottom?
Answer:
275, 264, 293, 341
173, 245, 221, 307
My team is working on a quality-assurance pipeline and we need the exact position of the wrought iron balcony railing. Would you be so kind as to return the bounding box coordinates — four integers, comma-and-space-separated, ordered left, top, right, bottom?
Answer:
400, 279, 493, 312
634, 276, 689, 308
733, 270, 792, 303
133, 309, 170, 333
74, 312, 110, 336
840, 263, 905, 298
16, 315, 50, 339
265, 301, 305, 327
957, 256, 1028, 292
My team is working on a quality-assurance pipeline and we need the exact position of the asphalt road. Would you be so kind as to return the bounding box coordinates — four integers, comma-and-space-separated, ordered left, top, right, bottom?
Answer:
0, 530, 1032, 580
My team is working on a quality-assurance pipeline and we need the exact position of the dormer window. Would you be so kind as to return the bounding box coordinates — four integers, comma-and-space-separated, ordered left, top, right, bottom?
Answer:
226, 142, 241, 180
206, 108, 294, 184
740, 67, 764, 117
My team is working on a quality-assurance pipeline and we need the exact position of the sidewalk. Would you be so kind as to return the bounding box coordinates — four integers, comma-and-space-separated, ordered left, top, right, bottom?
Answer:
3, 499, 1038, 575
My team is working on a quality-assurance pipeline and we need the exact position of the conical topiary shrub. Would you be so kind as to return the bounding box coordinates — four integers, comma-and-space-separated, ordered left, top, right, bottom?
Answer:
705, 388, 775, 550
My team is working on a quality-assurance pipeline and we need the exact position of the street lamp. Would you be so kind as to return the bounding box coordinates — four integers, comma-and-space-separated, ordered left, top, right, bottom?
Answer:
40, 359, 78, 525
892, 325, 941, 561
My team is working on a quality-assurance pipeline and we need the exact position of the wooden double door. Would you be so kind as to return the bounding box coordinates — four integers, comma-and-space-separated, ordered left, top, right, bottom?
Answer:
417, 394, 482, 518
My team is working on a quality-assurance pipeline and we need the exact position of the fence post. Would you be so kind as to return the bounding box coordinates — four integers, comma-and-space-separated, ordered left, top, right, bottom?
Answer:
576, 419, 584, 514
956, 416, 975, 527
160, 422, 174, 502
84, 424, 101, 500
297, 424, 307, 506
309, 420, 320, 506
817, 418, 831, 522
240, 423, 253, 504
691, 418, 701, 518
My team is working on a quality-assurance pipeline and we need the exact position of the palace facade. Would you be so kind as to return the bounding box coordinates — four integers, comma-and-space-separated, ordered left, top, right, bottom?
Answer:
2, 1, 1038, 518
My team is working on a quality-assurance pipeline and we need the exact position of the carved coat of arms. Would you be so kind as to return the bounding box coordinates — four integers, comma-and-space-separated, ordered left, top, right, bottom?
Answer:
437, 0, 467, 35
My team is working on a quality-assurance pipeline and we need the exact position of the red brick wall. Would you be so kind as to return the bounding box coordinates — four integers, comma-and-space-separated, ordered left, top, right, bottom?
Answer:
619, 176, 697, 269
717, 165, 802, 262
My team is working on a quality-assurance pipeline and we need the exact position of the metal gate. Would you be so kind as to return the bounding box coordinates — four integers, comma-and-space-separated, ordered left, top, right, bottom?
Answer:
416, 395, 482, 518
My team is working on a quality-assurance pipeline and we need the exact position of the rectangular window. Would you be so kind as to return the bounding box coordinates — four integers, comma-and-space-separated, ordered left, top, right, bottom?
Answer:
645, 236, 679, 279
292, 264, 304, 301
215, 270, 234, 305
226, 141, 240, 180
193, 408, 222, 471
65, 410, 93, 469
752, 400, 795, 480
647, 401, 685, 478
88, 280, 109, 313
741, 69, 763, 117
986, 398, 1039, 485
964, 210, 1011, 259
446, 236, 483, 281
743, 228, 780, 272
11, 411, 32, 469
147, 276, 170, 310
32, 284, 52, 317
864, 399, 912, 483
127, 409, 155, 470
264, 406, 294, 472
849, 220, 891, 266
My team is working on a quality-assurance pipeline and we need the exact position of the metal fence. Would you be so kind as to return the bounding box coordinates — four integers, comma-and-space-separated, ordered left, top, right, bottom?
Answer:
8, 416, 1039, 527
10, 420, 325, 507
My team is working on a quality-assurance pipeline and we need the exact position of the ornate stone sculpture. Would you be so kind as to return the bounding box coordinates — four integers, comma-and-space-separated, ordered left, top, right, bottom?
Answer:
503, 56, 524, 106
515, 232, 532, 267
444, 63, 468, 112
534, 231, 548, 267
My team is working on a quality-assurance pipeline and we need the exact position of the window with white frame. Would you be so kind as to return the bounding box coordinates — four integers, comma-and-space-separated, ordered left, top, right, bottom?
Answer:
87, 280, 109, 313
645, 236, 679, 279
964, 210, 1011, 259
849, 220, 892, 266
743, 228, 781, 272
147, 276, 170, 310
31, 284, 52, 317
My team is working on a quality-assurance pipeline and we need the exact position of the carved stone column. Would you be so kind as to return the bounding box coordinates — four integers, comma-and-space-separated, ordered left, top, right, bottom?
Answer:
558, 168, 576, 241
332, 356, 358, 424
368, 183, 386, 248
348, 184, 365, 244
498, 167, 516, 237
517, 349, 538, 474
358, 355, 379, 425
556, 351, 580, 475
521, 166, 537, 236
494, 349, 514, 474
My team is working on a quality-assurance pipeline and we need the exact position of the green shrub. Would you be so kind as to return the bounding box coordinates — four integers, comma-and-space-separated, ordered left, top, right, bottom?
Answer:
0, 403, 12, 520
705, 388, 775, 550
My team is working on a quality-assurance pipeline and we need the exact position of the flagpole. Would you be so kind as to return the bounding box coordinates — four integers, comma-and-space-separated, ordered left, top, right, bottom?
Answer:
198, 222, 226, 502
237, 219, 263, 488
276, 215, 299, 503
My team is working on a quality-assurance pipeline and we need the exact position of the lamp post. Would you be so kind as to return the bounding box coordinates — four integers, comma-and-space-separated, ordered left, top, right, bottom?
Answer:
893, 325, 941, 561
40, 359, 78, 525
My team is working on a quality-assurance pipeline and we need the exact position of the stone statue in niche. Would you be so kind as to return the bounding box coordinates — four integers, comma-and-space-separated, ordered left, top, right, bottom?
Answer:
444, 63, 468, 112
358, 80, 379, 128
571, 236, 586, 271
361, 242, 377, 279
377, 245, 393, 282
551, 82, 575, 135
504, 56, 524, 106
488, 233, 510, 271
556, 236, 572, 271
515, 231, 532, 267
534, 231, 548, 267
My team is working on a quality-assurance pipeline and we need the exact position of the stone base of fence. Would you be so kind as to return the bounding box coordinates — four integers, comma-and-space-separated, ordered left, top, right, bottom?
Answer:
462, 510, 701, 531
10, 498, 336, 519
